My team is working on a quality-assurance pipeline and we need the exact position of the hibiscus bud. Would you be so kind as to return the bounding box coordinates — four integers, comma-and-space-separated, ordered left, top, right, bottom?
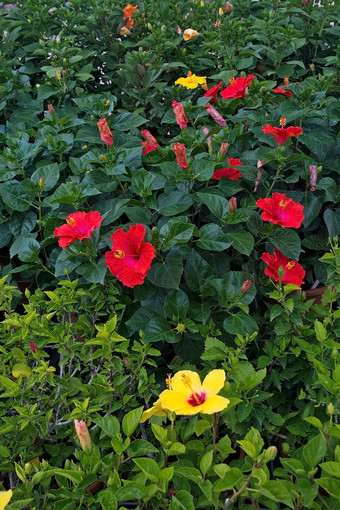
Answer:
282, 443, 290, 454
309, 164, 317, 192
206, 104, 226, 127
327, 402, 334, 416
176, 25, 181, 34
74, 420, 92, 452
309, 63, 315, 73
39, 177, 46, 189
254, 160, 265, 192
183, 29, 199, 41
176, 323, 186, 334
97, 118, 113, 146
229, 196, 237, 212
264, 446, 277, 462
55, 69, 61, 81
147, 23, 152, 30
30, 341, 38, 354
172, 100, 188, 129
218, 7, 223, 15
202, 126, 212, 151
62, 69, 67, 76
240, 280, 252, 296
47, 104, 55, 115
225, 3, 234, 12
219, 142, 229, 157
172, 142, 188, 170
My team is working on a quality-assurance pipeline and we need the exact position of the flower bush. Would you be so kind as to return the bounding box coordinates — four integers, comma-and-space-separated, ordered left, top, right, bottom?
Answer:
0, 0, 339, 507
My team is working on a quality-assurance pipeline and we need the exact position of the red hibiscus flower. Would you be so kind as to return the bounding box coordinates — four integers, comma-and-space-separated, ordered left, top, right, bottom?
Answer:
262, 116, 303, 145
212, 157, 243, 180
261, 249, 305, 287
141, 129, 159, 155
54, 211, 103, 249
273, 76, 293, 98
206, 104, 226, 126
105, 224, 155, 288
97, 118, 113, 146
172, 100, 188, 129
203, 81, 223, 103
172, 142, 188, 169
220, 74, 255, 99
256, 192, 304, 228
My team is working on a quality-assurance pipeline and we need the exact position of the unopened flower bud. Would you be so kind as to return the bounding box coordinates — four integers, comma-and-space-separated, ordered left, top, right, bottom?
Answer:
219, 142, 229, 157
62, 69, 67, 76
74, 420, 91, 452
254, 160, 265, 192
229, 196, 237, 213
278, 266, 285, 277
38, 177, 46, 189
240, 280, 252, 296
264, 445, 277, 462
47, 104, 55, 115
309, 164, 317, 192
30, 341, 38, 354
176, 323, 186, 334
55, 69, 61, 81
327, 402, 334, 416
282, 443, 290, 454
147, 23, 152, 30
202, 126, 212, 151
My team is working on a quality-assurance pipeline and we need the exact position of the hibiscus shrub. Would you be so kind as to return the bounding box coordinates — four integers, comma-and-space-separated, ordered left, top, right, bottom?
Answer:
0, 0, 340, 508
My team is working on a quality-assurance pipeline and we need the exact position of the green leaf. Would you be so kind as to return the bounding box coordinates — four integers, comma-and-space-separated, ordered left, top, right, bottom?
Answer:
212, 468, 243, 491
324, 208, 340, 240
31, 163, 60, 192
315, 478, 340, 499
164, 289, 189, 320
197, 224, 232, 251
260, 481, 294, 508
303, 434, 327, 468
148, 251, 183, 289
75, 258, 107, 285
314, 319, 327, 342
196, 192, 229, 220
237, 440, 257, 459
122, 407, 144, 437
200, 450, 213, 476
158, 191, 193, 216
320, 461, 340, 479
93, 417, 120, 438
225, 229, 254, 256
223, 312, 258, 335
113, 112, 147, 131
170, 490, 195, 510
160, 219, 195, 251
243, 428, 264, 456
267, 229, 302, 260
184, 251, 213, 292
144, 317, 177, 344
10, 236, 40, 262
133, 457, 161, 483
1, 184, 31, 212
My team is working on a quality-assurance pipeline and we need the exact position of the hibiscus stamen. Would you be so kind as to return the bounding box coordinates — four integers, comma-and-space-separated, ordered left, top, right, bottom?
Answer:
229, 77, 235, 84
114, 250, 125, 259
286, 261, 296, 270
182, 374, 201, 405
284, 76, 289, 85
166, 374, 173, 389
66, 217, 76, 226
279, 199, 288, 208
279, 116, 286, 127
188, 71, 192, 77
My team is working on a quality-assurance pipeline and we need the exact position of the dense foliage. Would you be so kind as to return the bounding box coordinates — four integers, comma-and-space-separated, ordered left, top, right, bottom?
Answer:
0, 0, 339, 508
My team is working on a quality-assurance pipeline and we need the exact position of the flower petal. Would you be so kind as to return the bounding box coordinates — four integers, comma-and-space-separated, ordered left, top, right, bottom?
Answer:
159, 389, 190, 411
0, 489, 13, 508
200, 395, 230, 414
170, 370, 202, 397
202, 369, 226, 397
140, 399, 167, 423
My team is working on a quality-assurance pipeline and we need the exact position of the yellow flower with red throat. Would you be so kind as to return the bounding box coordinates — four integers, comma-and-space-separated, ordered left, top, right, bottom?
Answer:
175, 71, 207, 90
183, 29, 200, 41
159, 369, 229, 416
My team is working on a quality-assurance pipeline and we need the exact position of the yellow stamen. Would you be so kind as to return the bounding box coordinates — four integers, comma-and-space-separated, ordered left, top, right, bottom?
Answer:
286, 261, 295, 270
201, 83, 208, 91
230, 77, 235, 84
188, 71, 192, 77
113, 250, 125, 259
279, 116, 286, 127
66, 217, 76, 226
182, 374, 200, 405
166, 374, 173, 389
279, 199, 288, 208
284, 76, 289, 85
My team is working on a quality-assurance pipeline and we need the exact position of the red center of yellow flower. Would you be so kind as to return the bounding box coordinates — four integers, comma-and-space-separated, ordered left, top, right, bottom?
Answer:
114, 250, 126, 259
230, 77, 235, 84
286, 261, 296, 270
182, 374, 206, 406
279, 199, 288, 208
66, 217, 76, 226
279, 116, 286, 127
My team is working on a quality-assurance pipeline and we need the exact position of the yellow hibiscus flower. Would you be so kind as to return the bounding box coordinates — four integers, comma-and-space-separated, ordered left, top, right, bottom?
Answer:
140, 398, 168, 423
0, 489, 13, 510
175, 71, 207, 89
159, 369, 229, 416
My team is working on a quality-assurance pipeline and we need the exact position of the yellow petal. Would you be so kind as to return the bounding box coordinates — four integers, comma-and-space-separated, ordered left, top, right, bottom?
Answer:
202, 369, 226, 397
170, 370, 202, 397
159, 389, 189, 411
0, 489, 13, 509
183, 29, 199, 41
175, 404, 203, 416
140, 399, 167, 423
200, 395, 230, 414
